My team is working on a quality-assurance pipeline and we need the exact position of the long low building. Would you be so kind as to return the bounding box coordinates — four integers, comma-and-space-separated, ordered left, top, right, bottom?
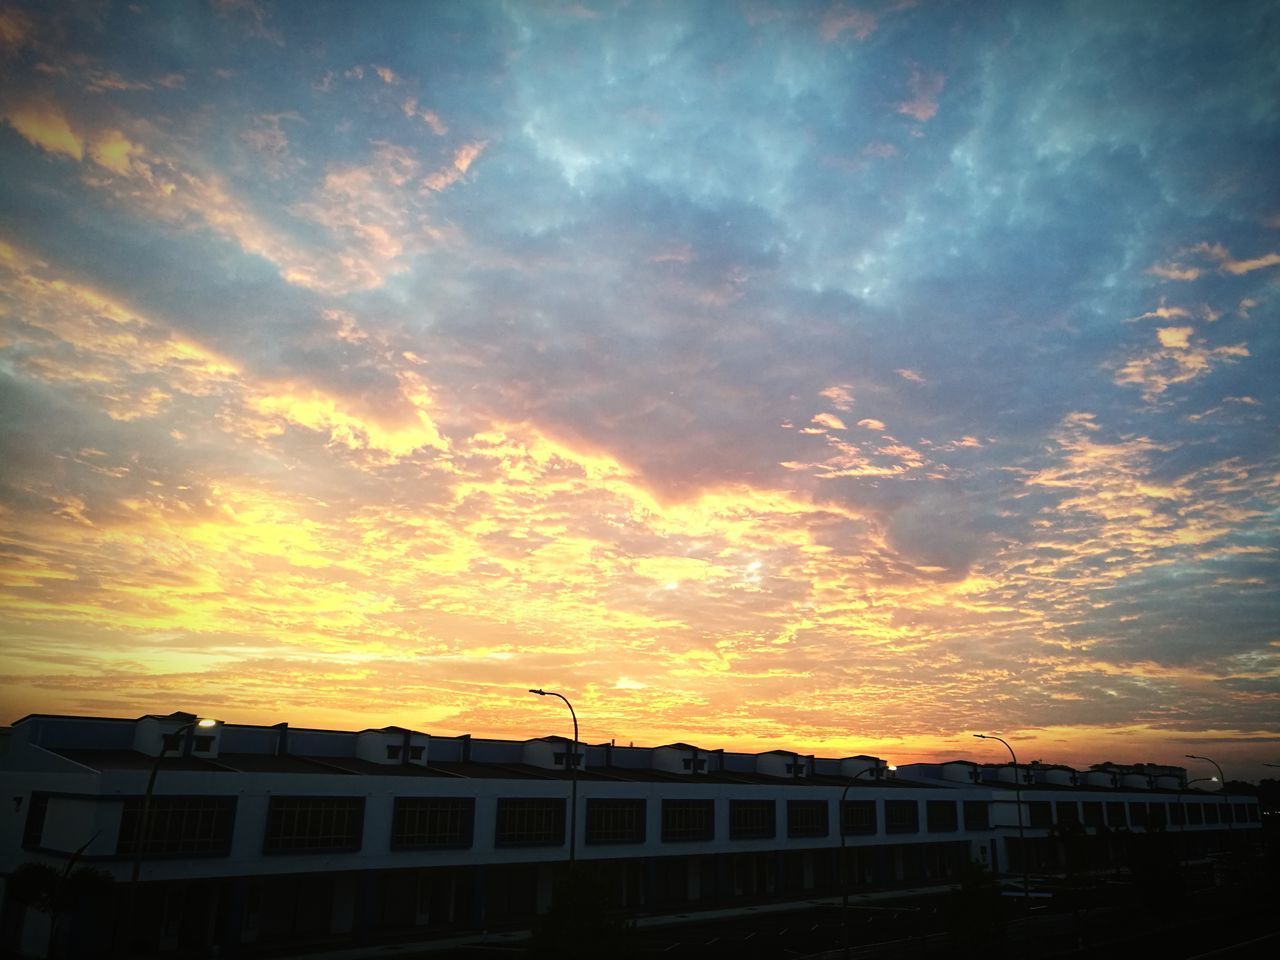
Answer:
0, 711, 1262, 957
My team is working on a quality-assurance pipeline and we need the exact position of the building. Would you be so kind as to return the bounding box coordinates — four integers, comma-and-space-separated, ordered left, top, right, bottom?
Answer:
0, 711, 1262, 957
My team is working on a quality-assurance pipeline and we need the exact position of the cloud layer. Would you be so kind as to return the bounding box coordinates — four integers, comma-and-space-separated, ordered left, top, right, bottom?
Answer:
1, 0, 1277, 776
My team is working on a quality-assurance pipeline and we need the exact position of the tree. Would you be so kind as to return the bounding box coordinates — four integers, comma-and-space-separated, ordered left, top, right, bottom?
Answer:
7, 860, 114, 960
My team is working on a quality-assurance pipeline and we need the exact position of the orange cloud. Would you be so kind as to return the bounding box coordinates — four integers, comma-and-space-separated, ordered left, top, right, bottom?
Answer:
3, 101, 84, 160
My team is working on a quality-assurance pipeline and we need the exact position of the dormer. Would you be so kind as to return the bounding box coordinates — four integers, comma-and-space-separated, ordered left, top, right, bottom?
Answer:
1028, 763, 1079, 787
132, 712, 223, 759
983, 763, 1034, 786
522, 736, 584, 772
1120, 772, 1152, 790
756, 750, 814, 779
938, 760, 983, 783
839, 755, 892, 780
1081, 769, 1119, 788
356, 726, 429, 766
652, 743, 710, 775
1152, 773, 1185, 791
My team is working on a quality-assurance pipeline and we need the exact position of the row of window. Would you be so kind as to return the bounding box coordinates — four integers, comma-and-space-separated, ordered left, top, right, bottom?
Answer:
1022, 798, 1258, 830
30, 792, 1255, 859
99, 796, 986, 855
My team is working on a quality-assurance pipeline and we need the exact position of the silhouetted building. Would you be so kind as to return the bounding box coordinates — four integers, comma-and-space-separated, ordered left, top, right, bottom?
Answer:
0, 711, 1262, 957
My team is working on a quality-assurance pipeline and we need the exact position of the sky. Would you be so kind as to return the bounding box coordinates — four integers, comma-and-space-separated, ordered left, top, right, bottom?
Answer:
0, 0, 1277, 780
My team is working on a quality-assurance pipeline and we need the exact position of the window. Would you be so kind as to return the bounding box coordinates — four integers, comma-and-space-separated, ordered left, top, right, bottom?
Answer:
885, 800, 918, 834
1232, 804, 1248, 825
1186, 803, 1204, 826
391, 798, 473, 849
1082, 802, 1103, 827
1056, 801, 1080, 826
1105, 801, 1127, 827
386, 745, 401, 760
729, 800, 775, 840
118, 796, 235, 856
1248, 804, 1260, 823
264, 797, 363, 853
1027, 801, 1052, 828
1148, 803, 1167, 829
495, 798, 565, 846
662, 800, 714, 842
585, 799, 645, 845
926, 800, 957, 833
787, 800, 828, 838
22, 793, 50, 850
963, 801, 989, 831
409, 746, 424, 761
1170, 802, 1186, 826
681, 758, 707, 772
1128, 802, 1148, 827
1203, 803, 1219, 825
841, 800, 876, 835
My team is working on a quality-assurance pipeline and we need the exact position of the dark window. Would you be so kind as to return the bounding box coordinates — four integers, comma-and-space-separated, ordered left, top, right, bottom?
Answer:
552, 750, 583, 769
408, 746, 424, 761
585, 799, 645, 845
192, 736, 214, 753
680, 757, 707, 772
1105, 801, 1127, 827
1203, 803, 1219, 825
841, 800, 876, 835
1221, 803, 1235, 824
1170, 802, 1186, 826
495, 798, 565, 846
22, 793, 50, 850
386, 745, 401, 760
662, 800, 714, 842
264, 797, 363, 853
1186, 803, 1203, 825
963, 801, 989, 831
1056, 801, 1080, 825
391, 797, 473, 849
1232, 804, 1247, 825
1027, 801, 1052, 828
885, 800, 918, 834
1149, 803, 1167, 829
1128, 802, 1148, 827
1248, 804, 1260, 823
926, 800, 957, 833
1082, 802, 1104, 827
729, 800, 775, 840
119, 796, 236, 856
787, 800, 828, 838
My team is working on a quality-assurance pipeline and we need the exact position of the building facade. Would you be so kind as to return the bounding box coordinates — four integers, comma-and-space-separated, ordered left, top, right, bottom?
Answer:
0, 712, 1262, 957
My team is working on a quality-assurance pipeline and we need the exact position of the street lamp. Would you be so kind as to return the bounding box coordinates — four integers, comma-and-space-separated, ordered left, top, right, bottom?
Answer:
1185, 754, 1232, 840
125, 717, 217, 952
974, 734, 1031, 901
839, 763, 893, 958
530, 689, 579, 865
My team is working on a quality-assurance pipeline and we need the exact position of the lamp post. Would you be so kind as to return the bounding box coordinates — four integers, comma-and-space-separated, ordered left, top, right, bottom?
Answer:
530, 689, 579, 866
125, 717, 216, 953
1185, 754, 1231, 843
974, 734, 1031, 901
839, 763, 890, 959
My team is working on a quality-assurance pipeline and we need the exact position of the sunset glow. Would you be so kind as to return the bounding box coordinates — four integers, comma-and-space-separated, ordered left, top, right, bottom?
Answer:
1, 1, 1277, 778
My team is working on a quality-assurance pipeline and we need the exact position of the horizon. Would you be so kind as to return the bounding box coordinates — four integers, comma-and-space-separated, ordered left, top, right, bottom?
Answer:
1, 2, 1277, 785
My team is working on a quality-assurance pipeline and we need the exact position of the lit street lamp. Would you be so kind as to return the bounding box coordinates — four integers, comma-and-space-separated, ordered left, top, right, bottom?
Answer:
125, 716, 217, 953
1185, 754, 1232, 839
974, 734, 1031, 901
529, 688, 579, 865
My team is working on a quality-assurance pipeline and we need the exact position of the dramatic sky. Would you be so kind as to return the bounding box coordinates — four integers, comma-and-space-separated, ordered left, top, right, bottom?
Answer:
1, 1, 1277, 778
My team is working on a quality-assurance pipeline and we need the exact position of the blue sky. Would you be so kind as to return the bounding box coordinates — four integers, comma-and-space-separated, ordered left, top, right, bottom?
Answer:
1, 0, 1277, 775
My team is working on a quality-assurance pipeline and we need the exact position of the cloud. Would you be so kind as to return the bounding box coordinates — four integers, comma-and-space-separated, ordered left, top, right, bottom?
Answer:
857, 418, 886, 431
819, 6, 877, 43
3, 101, 84, 160
423, 141, 487, 192
819, 385, 855, 410
811, 412, 847, 430
896, 68, 945, 122
895, 369, 925, 384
